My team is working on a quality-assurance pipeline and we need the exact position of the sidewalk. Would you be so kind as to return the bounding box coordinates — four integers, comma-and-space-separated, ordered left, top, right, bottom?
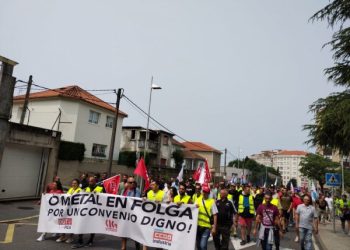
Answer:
316, 219, 350, 250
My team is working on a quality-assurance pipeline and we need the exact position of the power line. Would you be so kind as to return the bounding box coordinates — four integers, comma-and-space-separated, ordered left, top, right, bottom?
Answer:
122, 94, 218, 152
16, 80, 117, 105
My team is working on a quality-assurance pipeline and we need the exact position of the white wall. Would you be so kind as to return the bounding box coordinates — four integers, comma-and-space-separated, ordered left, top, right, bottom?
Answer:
11, 98, 124, 161
74, 101, 124, 160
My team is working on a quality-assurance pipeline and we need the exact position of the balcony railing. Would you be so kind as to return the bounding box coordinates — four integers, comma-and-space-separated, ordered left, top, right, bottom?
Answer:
138, 140, 158, 150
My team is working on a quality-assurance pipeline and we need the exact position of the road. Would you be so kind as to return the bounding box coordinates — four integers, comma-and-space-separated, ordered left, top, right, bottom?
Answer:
0, 200, 315, 250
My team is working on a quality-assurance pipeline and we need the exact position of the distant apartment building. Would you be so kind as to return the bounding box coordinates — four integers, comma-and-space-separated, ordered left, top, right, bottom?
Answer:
250, 150, 309, 186
11, 85, 127, 160
274, 150, 308, 186
250, 150, 281, 167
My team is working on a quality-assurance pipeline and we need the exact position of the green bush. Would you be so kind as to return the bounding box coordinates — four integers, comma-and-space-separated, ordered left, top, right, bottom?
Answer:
118, 151, 137, 167
58, 141, 86, 161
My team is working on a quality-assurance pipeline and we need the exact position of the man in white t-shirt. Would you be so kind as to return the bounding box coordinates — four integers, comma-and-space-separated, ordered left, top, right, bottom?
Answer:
325, 193, 333, 222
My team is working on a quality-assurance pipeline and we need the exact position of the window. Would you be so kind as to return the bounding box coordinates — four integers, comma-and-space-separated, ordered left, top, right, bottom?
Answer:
161, 158, 167, 166
106, 116, 114, 128
92, 143, 107, 157
131, 130, 136, 140
163, 135, 169, 145
88, 110, 100, 124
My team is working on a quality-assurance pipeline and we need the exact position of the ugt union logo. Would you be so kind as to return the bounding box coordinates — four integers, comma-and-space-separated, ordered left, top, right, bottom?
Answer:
105, 219, 118, 232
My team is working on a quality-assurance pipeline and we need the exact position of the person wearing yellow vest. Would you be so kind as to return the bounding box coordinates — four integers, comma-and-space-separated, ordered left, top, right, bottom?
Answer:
146, 180, 166, 203
192, 183, 202, 203
55, 179, 82, 244
339, 194, 350, 234
143, 180, 166, 250
195, 184, 218, 250
174, 183, 192, 205
71, 177, 104, 249
235, 185, 255, 246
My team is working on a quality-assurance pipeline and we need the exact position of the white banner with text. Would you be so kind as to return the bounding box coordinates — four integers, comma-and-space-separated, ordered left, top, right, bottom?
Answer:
37, 193, 198, 249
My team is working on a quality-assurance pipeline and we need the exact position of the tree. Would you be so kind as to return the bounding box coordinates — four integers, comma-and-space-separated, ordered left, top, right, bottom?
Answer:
228, 158, 281, 186
299, 153, 339, 192
172, 149, 184, 169
305, 0, 350, 155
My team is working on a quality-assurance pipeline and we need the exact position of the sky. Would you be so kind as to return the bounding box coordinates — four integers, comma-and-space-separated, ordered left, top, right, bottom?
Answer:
0, 0, 342, 162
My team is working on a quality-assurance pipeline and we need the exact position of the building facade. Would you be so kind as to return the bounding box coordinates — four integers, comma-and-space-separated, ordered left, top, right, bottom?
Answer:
120, 126, 175, 167
11, 85, 127, 160
250, 150, 309, 186
181, 141, 222, 175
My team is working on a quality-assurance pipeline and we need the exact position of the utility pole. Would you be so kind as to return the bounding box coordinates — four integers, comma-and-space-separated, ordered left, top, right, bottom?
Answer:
107, 88, 122, 177
20, 75, 32, 124
0, 56, 18, 168
224, 148, 227, 180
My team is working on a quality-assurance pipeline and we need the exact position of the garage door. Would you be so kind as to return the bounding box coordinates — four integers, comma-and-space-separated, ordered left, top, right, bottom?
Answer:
0, 143, 47, 200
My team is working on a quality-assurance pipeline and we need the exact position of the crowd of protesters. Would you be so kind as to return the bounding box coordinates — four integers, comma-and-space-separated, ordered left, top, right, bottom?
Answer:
36, 173, 350, 250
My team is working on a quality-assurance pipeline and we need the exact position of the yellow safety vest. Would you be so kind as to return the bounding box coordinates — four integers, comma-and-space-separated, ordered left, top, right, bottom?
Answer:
192, 193, 202, 203
196, 197, 215, 228
174, 194, 191, 204
238, 194, 255, 215
147, 190, 165, 202
67, 187, 82, 195
263, 197, 280, 207
217, 193, 233, 201
85, 186, 103, 193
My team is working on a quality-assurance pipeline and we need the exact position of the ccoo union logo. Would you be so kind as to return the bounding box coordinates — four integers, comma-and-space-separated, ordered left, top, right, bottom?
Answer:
58, 218, 72, 229
153, 230, 173, 246
105, 219, 118, 232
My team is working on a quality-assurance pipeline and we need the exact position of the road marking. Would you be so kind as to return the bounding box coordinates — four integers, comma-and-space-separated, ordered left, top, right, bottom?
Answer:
0, 215, 39, 224
230, 237, 256, 249
0, 224, 15, 244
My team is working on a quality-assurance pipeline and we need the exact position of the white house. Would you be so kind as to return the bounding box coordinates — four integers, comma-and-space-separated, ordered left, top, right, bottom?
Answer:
11, 85, 127, 160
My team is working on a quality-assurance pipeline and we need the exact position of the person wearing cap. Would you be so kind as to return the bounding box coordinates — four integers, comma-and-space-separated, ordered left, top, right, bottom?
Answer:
236, 185, 255, 246
196, 184, 218, 250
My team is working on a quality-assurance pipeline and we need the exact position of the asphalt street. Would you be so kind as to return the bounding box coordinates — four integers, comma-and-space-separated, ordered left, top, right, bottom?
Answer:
0, 200, 312, 250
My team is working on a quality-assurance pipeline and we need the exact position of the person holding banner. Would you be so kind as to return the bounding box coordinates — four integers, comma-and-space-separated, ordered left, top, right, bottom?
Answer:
143, 180, 166, 250
146, 180, 166, 203
196, 184, 218, 250
71, 177, 104, 249
174, 183, 192, 205
121, 177, 141, 250
37, 182, 63, 242
56, 179, 82, 244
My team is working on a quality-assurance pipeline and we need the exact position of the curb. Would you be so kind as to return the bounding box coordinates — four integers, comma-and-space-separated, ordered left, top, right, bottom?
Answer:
314, 234, 327, 250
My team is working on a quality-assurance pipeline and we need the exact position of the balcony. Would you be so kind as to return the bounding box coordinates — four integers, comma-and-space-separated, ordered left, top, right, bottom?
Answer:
138, 140, 158, 151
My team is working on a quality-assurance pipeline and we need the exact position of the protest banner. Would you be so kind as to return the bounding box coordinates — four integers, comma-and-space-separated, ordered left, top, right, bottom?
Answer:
37, 193, 198, 249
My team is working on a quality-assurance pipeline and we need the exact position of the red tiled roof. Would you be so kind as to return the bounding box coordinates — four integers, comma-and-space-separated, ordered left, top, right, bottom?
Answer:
183, 150, 205, 160
277, 150, 308, 156
182, 141, 222, 154
171, 138, 185, 147
13, 85, 127, 117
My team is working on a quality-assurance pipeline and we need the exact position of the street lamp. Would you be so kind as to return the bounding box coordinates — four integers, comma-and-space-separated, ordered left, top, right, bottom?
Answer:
145, 76, 162, 161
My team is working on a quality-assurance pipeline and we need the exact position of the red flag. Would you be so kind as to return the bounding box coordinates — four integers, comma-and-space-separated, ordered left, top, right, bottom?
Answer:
193, 163, 201, 181
204, 160, 211, 184
134, 158, 150, 191
103, 175, 121, 195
